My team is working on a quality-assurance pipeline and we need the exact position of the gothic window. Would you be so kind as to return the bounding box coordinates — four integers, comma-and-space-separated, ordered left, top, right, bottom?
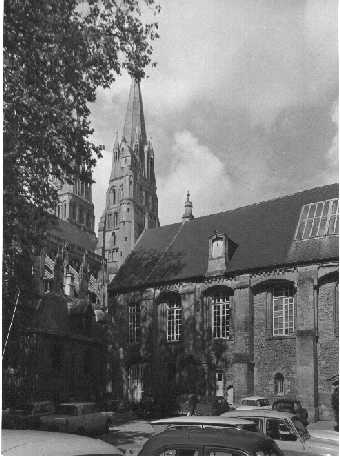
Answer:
128, 364, 143, 402
114, 212, 118, 227
109, 188, 116, 205
274, 373, 285, 396
272, 287, 295, 336
106, 213, 113, 229
120, 184, 124, 200
128, 304, 141, 344
80, 181, 85, 196
295, 198, 339, 240
79, 208, 83, 224
63, 202, 67, 219
57, 204, 61, 218
212, 295, 231, 339
167, 302, 182, 342
112, 231, 116, 245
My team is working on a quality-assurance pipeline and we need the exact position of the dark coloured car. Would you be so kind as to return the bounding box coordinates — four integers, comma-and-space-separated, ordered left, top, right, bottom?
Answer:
2, 401, 55, 430
179, 395, 230, 416
272, 399, 308, 426
137, 426, 283, 456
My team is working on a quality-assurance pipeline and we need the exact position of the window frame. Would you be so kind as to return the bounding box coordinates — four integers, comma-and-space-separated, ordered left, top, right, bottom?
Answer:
167, 302, 182, 343
272, 287, 295, 337
128, 303, 141, 344
295, 198, 339, 240
274, 373, 285, 396
212, 295, 231, 340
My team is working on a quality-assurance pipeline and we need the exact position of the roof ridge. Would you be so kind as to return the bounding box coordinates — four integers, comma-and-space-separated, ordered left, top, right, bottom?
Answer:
177, 183, 340, 225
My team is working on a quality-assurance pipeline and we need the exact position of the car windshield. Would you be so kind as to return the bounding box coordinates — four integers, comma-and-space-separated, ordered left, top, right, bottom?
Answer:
56, 405, 78, 416
258, 399, 270, 406
291, 416, 310, 440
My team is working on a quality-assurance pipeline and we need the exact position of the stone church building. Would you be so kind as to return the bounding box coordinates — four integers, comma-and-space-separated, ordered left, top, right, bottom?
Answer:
109, 182, 339, 421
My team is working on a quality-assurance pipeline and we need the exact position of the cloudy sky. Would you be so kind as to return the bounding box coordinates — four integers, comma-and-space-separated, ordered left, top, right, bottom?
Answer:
90, 0, 338, 230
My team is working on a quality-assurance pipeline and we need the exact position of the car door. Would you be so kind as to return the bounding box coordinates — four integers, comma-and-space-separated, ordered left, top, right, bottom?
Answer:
264, 417, 305, 454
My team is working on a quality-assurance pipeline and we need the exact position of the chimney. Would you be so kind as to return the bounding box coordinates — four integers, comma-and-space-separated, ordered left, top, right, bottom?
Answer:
182, 191, 194, 221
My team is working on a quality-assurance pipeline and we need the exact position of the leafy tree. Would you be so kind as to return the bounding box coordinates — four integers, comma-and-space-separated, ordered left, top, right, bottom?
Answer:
3, 0, 160, 344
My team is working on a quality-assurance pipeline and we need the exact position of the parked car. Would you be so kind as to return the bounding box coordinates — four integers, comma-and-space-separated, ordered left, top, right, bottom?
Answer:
272, 398, 308, 426
137, 426, 283, 456
236, 396, 271, 411
178, 395, 230, 416
2, 401, 55, 430
39, 402, 112, 435
2, 429, 122, 456
222, 409, 339, 455
151, 415, 260, 433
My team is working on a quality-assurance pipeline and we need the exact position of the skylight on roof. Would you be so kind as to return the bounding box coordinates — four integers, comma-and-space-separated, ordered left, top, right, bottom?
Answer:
295, 198, 339, 240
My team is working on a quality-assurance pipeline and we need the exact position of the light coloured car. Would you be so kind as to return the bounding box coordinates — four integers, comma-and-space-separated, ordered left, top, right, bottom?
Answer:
39, 402, 112, 435
222, 409, 339, 456
1, 429, 122, 456
151, 415, 260, 432
237, 396, 271, 411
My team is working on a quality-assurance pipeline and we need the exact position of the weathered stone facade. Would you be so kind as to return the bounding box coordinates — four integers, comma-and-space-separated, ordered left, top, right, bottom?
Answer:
109, 184, 339, 421
110, 265, 338, 420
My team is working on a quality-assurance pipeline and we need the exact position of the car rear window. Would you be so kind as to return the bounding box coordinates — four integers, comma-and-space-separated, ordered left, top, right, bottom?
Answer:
56, 405, 78, 416
257, 399, 270, 407
240, 422, 259, 432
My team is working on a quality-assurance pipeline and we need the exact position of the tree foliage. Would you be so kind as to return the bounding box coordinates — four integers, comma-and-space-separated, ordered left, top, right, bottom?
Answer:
3, 0, 160, 290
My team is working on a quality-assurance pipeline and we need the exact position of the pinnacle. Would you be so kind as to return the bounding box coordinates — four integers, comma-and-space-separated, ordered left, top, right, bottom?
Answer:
122, 78, 147, 146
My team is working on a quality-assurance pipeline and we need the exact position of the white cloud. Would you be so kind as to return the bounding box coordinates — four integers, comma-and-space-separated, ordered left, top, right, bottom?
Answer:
158, 131, 232, 225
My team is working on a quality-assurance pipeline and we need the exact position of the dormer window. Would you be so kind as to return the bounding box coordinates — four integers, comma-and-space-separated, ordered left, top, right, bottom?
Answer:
212, 237, 224, 258
295, 198, 338, 240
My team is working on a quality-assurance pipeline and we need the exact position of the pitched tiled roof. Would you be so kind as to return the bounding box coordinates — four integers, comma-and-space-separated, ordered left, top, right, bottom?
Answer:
49, 218, 98, 253
110, 184, 339, 292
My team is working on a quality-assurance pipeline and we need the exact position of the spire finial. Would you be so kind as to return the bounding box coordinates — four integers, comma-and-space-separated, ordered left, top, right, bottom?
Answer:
182, 190, 194, 221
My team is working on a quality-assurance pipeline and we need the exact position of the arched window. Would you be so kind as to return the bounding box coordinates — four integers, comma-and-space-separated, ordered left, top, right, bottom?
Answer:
63, 203, 67, 219
274, 373, 284, 396
128, 303, 141, 344
109, 188, 116, 205
112, 232, 116, 245
114, 212, 118, 227
57, 204, 61, 218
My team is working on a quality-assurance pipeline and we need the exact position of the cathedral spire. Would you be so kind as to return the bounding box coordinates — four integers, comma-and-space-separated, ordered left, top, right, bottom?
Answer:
122, 78, 146, 146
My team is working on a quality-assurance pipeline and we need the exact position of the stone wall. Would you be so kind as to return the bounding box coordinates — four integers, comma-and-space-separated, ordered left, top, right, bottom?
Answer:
110, 263, 338, 419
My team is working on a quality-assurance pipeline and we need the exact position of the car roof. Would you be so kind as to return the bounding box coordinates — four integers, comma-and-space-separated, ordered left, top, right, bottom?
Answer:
1, 430, 122, 455
241, 396, 269, 401
152, 416, 255, 426
140, 427, 274, 454
224, 410, 296, 419
58, 402, 95, 407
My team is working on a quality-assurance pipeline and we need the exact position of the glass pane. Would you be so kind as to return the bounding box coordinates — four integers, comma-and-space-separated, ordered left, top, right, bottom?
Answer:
330, 199, 338, 215
304, 219, 313, 239
318, 218, 328, 236
310, 219, 320, 237
322, 200, 330, 217
296, 221, 306, 240
308, 203, 316, 219
315, 202, 323, 217
300, 205, 309, 220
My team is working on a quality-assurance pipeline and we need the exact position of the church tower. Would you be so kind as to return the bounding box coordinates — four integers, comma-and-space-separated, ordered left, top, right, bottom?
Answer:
97, 79, 159, 280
